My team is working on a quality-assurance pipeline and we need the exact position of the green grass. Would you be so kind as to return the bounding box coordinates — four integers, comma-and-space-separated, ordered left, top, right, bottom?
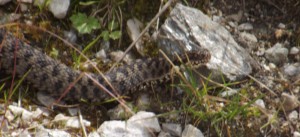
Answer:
176, 66, 264, 136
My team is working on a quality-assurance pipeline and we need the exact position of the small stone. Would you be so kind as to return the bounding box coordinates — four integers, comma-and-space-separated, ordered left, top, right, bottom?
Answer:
227, 21, 237, 28
265, 43, 289, 64
182, 124, 204, 137
128, 111, 161, 132
238, 23, 253, 31
294, 131, 300, 137
268, 63, 276, 69
255, 99, 265, 109
220, 89, 239, 97
238, 32, 258, 45
95, 49, 107, 61
290, 47, 300, 55
63, 30, 77, 44
109, 50, 133, 64
288, 111, 298, 123
278, 23, 286, 29
281, 93, 300, 111
158, 131, 172, 137
256, 48, 265, 56
162, 123, 182, 136
293, 87, 300, 94
283, 63, 300, 76
20, 3, 28, 12
66, 117, 91, 128
48, 0, 70, 19
53, 114, 91, 128
98, 111, 161, 137
36, 126, 71, 137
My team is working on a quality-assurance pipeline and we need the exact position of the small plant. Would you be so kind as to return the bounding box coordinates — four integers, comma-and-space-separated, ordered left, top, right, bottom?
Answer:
100, 19, 121, 41
70, 13, 101, 34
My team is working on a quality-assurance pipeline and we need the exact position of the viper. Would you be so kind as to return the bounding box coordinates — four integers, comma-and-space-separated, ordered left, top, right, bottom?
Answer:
0, 28, 211, 103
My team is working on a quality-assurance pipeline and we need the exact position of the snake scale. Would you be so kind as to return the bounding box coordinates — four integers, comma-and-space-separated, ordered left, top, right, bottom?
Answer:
0, 28, 211, 103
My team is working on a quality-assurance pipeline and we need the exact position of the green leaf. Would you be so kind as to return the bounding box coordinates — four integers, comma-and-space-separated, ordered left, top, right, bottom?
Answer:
109, 30, 121, 40
100, 30, 110, 41
70, 13, 100, 34
108, 20, 119, 31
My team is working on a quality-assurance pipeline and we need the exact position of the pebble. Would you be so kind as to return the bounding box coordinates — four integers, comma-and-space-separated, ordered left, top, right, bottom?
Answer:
53, 114, 91, 128
290, 47, 300, 55
95, 49, 107, 60
158, 131, 172, 137
36, 126, 71, 137
48, 0, 70, 19
278, 23, 286, 29
162, 123, 182, 136
281, 93, 300, 111
220, 89, 239, 97
265, 43, 289, 64
255, 99, 266, 109
63, 30, 77, 44
283, 63, 300, 76
294, 131, 300, 137
238, 23, 253, 31
288, 110, 298, 123
182, 124, 204, 137
268, 63, 276, 69
239, 32, 257, 43
98, 111, 161, 137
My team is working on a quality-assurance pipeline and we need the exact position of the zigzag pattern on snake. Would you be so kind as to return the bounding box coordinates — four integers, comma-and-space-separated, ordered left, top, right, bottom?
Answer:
0, 28, 211, 103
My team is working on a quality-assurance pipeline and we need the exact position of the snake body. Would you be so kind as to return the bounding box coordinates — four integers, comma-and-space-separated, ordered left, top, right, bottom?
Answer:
0, 28, 211, 103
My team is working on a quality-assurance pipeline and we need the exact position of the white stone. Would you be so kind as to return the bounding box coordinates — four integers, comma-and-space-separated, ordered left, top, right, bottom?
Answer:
162, 123, 182, 136
182, 124, 204, 137
290, 47, 300, 55
36, 126, 71, 137
238, 23, 253, 31
220, 89, 239, 97
265, 43, 289, 64
48, 0, 70, 19
128, 111, 161, 132
278, 23, 286, 29
53, 113, 91, 128
239, 32, 258, 43
288, 111, 298, 122
98, 111, 161, 137
294, 131, 300, 137
255, 99, 265, 109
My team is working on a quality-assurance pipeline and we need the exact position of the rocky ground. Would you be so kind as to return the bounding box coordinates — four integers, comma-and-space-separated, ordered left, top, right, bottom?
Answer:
0, 0, 300, 137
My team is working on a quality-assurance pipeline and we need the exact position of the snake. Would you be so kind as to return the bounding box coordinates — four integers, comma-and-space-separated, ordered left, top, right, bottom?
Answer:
0, 28, 211, 103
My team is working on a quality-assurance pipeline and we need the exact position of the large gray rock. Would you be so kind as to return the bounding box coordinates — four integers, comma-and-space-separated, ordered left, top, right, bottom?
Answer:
156, 4, 256, 81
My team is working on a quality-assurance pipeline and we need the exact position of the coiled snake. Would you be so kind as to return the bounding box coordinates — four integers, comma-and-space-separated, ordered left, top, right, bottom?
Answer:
0, 28, 211, 103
